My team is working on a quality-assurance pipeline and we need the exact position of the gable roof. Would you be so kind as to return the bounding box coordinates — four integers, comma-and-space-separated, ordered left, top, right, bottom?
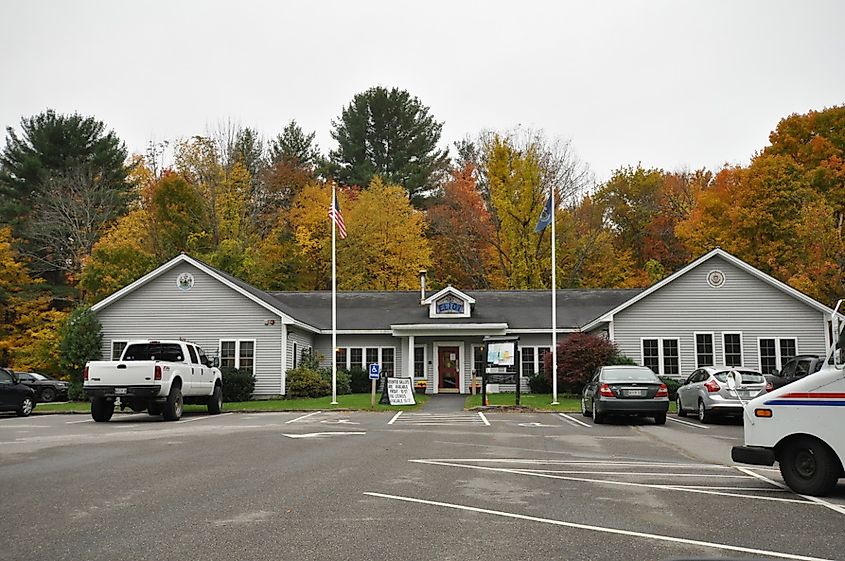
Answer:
422, 286, 476, 305
90, 254, 321, 333
581, 248, 836, 332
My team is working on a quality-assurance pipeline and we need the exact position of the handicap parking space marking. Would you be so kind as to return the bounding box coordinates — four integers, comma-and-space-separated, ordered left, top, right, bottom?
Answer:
176, 412, 234, 424
282, 431, 366, 439
285, 411, 323, 424
320, 418, 360, 425
667, 416, 709, 429
517, 422, 557, 428
557, 413, 591, 428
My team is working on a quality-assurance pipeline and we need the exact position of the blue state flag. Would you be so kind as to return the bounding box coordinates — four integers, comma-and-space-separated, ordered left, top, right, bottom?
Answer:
534, 196, 553, 233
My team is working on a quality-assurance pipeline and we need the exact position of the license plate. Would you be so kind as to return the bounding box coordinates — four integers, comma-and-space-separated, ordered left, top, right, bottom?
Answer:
114, 388, 127, 395
625, 389, 645, 397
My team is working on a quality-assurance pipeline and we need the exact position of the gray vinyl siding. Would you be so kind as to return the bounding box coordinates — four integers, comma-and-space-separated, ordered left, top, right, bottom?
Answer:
314, 335, 403, 377
286, 329, 315, 371
96, 263, 285, 397
611, 256, 828, 376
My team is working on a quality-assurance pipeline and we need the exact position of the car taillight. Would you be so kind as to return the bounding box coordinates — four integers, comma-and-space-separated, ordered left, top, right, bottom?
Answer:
154, 365, 162, 381
599, 383, 614, 397
655, 383, 668, 397
765, 382, 773, 392
704, 379, 721, 393
83, 366, 89, 381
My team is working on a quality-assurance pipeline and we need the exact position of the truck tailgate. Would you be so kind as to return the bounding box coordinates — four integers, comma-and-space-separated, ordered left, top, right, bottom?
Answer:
87, 361, 158, 386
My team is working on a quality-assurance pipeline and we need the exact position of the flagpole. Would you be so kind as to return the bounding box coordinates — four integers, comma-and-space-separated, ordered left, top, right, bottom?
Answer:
551, 184, 558, 405
331, 184, 338, 405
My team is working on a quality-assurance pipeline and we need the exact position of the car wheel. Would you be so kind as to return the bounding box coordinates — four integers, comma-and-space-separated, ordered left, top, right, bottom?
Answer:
779, 436, 841, 496
17, 396, 34, 417
698, 399, 714, 424
162, 386, 183, 421
653, 412, 667, 425
207, 384, 223, 415
592, 400, 605, 424
676, 396, 687, 417
91, 397, 114, 422
40, 387, 56, 402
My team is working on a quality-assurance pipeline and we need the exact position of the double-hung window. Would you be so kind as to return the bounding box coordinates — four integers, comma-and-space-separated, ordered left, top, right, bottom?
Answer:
219, 340, 256, 374
335, 348, 347, 372
339, 347, 396, 375
694, 333, 714, 367
722, 333, 743, 367
520, 347, 535, 377
641, 338, 680, 376
758, 337, 798, 374
111, 341, 128, 361
414, 346, 426, 379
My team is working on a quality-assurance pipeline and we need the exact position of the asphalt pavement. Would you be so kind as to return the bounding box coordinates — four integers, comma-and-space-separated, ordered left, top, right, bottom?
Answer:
1, 408, 843, 561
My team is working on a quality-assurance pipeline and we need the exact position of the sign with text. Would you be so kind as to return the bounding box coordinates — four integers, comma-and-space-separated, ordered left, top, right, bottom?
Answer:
386, 377, 416, 406
486, 342, 515, 366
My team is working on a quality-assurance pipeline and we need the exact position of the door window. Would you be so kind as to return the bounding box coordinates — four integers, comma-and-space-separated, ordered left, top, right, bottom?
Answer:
0, 370, 13, 384
187, 345, 199, 364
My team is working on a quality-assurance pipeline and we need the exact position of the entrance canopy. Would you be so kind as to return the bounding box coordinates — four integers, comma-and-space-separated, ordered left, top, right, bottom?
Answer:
390, 323, 508, 337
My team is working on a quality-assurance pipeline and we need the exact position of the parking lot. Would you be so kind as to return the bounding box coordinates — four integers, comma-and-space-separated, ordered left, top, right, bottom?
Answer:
1, 408, 844, 561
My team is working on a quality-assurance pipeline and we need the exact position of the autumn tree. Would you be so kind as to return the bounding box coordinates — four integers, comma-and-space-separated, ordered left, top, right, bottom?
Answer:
328, 87, 449, 204
339, 177, 431, 290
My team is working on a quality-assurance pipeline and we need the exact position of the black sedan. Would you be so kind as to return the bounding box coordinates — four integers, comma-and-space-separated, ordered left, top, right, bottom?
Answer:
0, 367, 36, 417
581, 365, 669, 425
15, 371, 69, 402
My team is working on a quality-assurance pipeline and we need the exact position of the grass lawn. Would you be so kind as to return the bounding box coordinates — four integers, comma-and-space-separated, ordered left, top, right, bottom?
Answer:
464, 393, 582, 412
34, 393, 429, 414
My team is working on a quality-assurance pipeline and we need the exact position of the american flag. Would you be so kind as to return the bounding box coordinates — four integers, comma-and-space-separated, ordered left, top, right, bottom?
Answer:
328, 196, 347, 239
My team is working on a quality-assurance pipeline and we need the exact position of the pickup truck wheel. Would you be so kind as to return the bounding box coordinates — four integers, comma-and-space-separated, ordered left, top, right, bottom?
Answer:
207, 385, 223, 415
779, 437, 841, 496
91, 398, 114, 422
162, 386, 183, 421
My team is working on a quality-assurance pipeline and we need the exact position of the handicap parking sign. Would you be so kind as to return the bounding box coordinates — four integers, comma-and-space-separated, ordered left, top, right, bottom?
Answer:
369, 363, 381, 379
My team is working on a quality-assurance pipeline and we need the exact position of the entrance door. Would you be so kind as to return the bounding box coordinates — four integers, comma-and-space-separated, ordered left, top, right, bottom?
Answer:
438, 346, 460, 391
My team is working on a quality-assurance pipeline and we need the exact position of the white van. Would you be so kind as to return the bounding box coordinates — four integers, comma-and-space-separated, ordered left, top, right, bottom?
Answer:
731, 301, 845, 496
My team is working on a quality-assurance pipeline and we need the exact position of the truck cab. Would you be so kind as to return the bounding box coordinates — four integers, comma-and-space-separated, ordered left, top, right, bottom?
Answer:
731, 301, 845, 496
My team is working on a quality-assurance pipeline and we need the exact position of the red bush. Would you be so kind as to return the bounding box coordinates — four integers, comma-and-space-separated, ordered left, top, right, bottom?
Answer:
542, 333, 621, 393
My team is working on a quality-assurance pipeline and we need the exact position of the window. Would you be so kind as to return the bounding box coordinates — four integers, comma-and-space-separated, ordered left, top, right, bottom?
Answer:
335, 348, 347, 372
641, 338, 680, 376
414, 346, 426, 379
758, 337, 798, 374
187, 345, 199, 364
349, 348, 363, 370
538, 347, 550, 376
220, 341, 236, 369
197, 348, 210, 367
381, 348, 395, 376
521, 347, 535, 376
123, 343, 184, 362
694, 333, 714, 367
292, 342, 298, 368
723, 333, 743, 367
365, 348, 379, 369
642, 339, 660, 373
111, 341, 128, 361
0, 370, 13, 384
338, 347, 396, 374
219, 340, 255, 373
472, 346, 485, 378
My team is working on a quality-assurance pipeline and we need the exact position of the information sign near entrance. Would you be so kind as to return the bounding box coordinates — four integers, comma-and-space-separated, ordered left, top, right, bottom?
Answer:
385, 378, 415, 406
482, 335, 521, 406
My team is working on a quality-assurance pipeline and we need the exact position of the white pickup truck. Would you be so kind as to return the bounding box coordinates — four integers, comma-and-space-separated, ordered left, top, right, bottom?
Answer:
731, 301, 845, 496
84, 340, 223, 422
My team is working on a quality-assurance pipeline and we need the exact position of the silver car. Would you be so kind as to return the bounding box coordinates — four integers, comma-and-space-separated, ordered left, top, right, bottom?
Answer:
676, 366, 768, 423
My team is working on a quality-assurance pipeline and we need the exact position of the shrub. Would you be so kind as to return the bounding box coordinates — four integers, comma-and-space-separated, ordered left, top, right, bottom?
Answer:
319, 367, 351, 394
542, 333, 621, 394
68, 381, 86, 402
221, 367, 255, 402
528, 373, 552, 394
659, 376, 683, 401
58, 306, 103, 385
608, 354, 636, 366
286, 367, 330, 398
348, 367, 371, 394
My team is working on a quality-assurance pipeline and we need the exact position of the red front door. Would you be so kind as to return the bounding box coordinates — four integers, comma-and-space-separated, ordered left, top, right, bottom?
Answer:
438, 346, 460, 391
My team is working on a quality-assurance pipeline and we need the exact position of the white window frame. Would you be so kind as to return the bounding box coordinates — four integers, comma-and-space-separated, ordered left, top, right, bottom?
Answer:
640, 337, 681, 376
219, 339, 257, 374
339, 347, 396, 374
757, 337, 799, 373
518, 346, 552, 377
413, 345, 427, 379
722, 332, 744, 367
693, 332, 715, 368
111, 340, 128, 361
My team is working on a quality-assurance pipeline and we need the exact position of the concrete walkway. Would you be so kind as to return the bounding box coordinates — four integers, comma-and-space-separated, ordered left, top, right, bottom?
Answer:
421, 394, 466, 412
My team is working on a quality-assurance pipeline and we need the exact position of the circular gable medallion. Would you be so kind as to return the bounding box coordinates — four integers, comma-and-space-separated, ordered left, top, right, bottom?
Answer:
176, 272, 195, 292
706, 269, 726, 289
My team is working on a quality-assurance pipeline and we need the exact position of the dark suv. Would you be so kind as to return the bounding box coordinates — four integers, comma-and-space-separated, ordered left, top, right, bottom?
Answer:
0, 367, 37, 417
766, 355, 824, 390
15, 371, 69, 402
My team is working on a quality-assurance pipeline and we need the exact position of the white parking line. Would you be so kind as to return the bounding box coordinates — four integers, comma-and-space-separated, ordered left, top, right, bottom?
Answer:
667, 416, 709, 429
387, 411, 403, 425
285, 411, 322, 424
364, 492, 831, 561
66, 419, 93, 424
736, 466, 845, 516
176, 412, 233, 424
477, 412, 490, 426
558, 413, 590, 428
518, 469, 753, 478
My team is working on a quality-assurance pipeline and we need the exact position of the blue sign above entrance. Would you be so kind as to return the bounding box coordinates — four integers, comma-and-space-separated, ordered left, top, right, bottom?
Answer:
436, 296, 465, 314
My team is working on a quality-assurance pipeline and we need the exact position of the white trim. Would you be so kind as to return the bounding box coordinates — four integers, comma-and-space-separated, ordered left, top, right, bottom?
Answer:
506, 328, 578, 334
640, 337, 681, 376
218, 338, 257, 374
90, 253, 321, 334
391, 323, 507, 337
433, 341, 465, 394
280, 324, 287, 395
756, 336, 799, 374
422, 286, 476, 305
581, 248, 837, 331
110, 340, 128, 361
339, 346, 396, 376
519, 345, 552, 377
320, 329, 393, 335
692, 332, 715, 368
721, 332, 744, 368
413, 344, 428, 380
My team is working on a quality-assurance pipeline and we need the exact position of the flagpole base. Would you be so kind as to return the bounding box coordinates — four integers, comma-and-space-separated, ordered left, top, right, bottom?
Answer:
551, 401, 559, 406
330, 401, 338, 405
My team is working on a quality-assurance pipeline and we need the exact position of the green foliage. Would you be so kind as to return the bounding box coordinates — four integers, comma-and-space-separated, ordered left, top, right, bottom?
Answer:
607, 354, 637, 366
528, 373, 552, 394
348, 367, 370, 394
544, 333, 621, 393
286, 367, 331, 398
659, 376, 682, 401
318, 368, 351, 395
68, 381, 86, 402
270, 120, 321, 169
58, 306, 102, 384
328, 86, 448, 203
221, 366, 255, 402
151, 172, 210, 256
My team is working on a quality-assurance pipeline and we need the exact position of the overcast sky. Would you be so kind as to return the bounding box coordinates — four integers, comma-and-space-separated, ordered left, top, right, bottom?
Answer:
1, 0, 843, 183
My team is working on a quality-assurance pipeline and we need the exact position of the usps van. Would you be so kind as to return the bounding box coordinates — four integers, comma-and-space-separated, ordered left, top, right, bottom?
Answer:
731, 300, 845, 496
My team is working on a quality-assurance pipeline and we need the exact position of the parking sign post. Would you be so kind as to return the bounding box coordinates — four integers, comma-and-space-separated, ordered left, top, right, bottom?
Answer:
368, 363, 381, 407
